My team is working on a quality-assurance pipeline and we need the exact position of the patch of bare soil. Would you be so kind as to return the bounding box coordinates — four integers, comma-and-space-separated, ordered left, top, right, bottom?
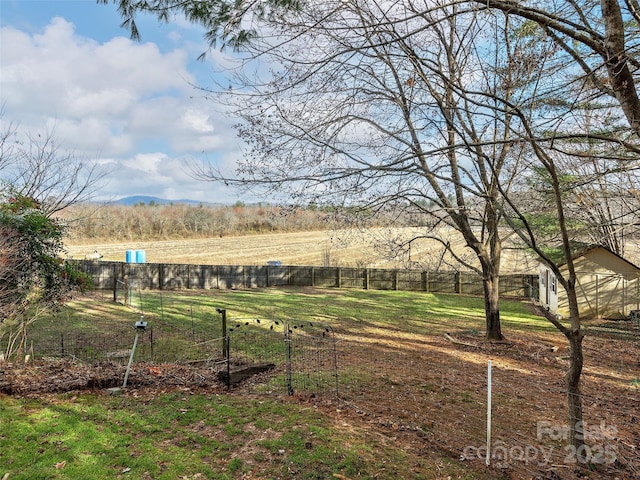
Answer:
328, 318, 639, 480
0, 359, 225, 396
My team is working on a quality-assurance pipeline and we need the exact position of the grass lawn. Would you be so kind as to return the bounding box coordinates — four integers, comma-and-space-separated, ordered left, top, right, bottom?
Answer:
1, 288, 637, 479
3, 390, 429, 480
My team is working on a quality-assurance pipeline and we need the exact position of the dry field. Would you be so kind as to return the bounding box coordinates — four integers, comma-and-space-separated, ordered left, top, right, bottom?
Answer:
64, 227, 542, 273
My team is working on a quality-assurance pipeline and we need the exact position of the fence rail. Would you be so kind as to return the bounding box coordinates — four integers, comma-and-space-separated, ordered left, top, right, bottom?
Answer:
77, 260, 539, 298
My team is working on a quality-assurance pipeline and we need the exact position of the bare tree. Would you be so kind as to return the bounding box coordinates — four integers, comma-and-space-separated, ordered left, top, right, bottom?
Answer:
102, 0, 640, 462
100, 0, 640, 136
528, 154, 640, 256
186, 3, 552, 339
490, 76, 640, 457
0, 121, 105, 216
465, 0, 640, 135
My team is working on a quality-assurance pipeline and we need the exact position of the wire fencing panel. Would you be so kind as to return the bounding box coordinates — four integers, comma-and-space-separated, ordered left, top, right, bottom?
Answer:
13, 318, 225, 366
6, 289, 340, 400
224, 318, 286, 387
6, 291, 224, 366
223, 318, 339, 399
286, 322, 338, 397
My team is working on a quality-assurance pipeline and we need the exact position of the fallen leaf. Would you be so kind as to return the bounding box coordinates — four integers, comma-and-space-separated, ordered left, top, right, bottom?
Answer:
54, 461, 66, 469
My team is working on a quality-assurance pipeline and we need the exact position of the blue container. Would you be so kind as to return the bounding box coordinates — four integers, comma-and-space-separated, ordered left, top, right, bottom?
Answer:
126, 250, 135, 263
136, 250, 146, 263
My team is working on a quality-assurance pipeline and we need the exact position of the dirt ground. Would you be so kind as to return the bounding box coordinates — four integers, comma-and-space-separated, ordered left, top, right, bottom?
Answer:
1, 316, 638, 480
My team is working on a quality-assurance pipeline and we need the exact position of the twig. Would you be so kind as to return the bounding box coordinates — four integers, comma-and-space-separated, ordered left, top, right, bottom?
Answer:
444, 333, 479, 348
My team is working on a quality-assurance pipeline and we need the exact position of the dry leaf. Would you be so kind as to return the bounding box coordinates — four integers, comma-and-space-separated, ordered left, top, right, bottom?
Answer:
54, 461, 66, 469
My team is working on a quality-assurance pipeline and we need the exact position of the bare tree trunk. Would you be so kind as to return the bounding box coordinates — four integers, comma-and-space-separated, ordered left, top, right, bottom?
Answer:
562, 280, 586, 458
482, 267, 503, 340
566, 327, 585, 453
546, 274, 587, 459
600, 0, 640, 132
473, 0, 640, 136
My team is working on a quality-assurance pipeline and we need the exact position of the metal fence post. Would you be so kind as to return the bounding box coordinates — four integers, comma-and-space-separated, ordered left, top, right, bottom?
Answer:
225, 335, 231, 389
149, 326, 154, 361
331, 327, 339, 400
486, 360, 493, 466
285, 325, 293, 395
112, 263, 118, 301
219, 308, 227, 359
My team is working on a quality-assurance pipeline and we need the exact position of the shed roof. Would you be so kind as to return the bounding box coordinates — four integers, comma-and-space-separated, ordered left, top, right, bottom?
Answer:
560, 244, 640, 273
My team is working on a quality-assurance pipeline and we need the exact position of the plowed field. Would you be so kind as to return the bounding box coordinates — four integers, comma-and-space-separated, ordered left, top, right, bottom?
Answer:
65, 227, 541, 273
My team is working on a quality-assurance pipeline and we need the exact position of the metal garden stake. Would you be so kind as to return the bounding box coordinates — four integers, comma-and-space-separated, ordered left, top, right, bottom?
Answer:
123, 317, 147, 388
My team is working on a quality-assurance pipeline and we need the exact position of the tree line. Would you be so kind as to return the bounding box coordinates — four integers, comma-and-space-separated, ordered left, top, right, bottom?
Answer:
60, 202, 343, 242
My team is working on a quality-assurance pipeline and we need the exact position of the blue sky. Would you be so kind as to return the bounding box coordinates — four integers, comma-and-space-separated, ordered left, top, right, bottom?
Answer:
0, 0, 243, 203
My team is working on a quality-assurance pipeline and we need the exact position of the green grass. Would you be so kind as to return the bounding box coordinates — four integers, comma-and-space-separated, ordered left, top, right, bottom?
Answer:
1, 287, 547, 479
0, 390, 456, 479
121, 287, 554, 335
36, 288, 554, 341
21, 287, 555, 365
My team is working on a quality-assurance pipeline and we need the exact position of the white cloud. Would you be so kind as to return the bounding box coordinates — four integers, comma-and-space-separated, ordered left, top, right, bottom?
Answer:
109, 152, 195, 197
182, 108, 215, 133
0, 15, 242, 202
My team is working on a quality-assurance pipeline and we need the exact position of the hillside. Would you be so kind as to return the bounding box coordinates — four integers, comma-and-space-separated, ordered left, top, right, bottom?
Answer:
113, 195, 206, 206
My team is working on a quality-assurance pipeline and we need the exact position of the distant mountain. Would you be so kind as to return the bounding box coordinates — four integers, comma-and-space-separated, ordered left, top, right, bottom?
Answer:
114, 196, 212, 206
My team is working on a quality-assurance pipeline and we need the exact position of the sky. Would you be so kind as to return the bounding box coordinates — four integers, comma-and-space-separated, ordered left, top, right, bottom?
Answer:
0, 0, 245, 203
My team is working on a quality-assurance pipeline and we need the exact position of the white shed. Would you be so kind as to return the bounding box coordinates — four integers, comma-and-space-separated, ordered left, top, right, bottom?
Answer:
539, 245, 640, 319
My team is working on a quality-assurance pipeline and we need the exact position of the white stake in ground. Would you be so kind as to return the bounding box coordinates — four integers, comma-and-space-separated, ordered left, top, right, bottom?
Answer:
486, 359, 493, 466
